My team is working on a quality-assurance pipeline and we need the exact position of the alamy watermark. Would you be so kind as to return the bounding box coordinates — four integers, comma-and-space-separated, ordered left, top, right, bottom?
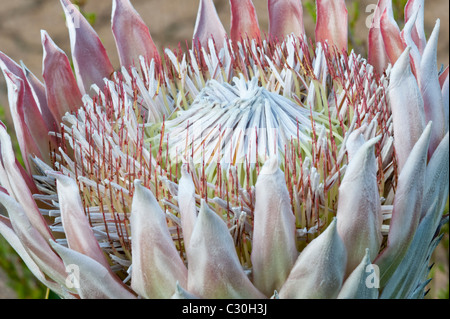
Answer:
65, 264, 80, 289
365, 263, 380, 289
365, 3, 386, 29
65, 4, 81, 29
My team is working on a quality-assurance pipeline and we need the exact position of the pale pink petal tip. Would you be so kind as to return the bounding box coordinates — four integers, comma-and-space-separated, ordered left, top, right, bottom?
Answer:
41, 30, 82, 122
193, 0, 227, 49
112, 0, 160, 69
0, 53, 55, 166
400, 7, 422, 75
229, 0, 261, 43
368, 0, 394, 74
315, 0, 348, 51
380, 8, 404, 66
188, 199, 266, 299
60, 0, 114, 95
268, 0, 305, 41
368, 25, 389, 74
19, 61, 58, 134
404, 0, 426, 54
279, 218, 347, 298
1, 69, 45, 171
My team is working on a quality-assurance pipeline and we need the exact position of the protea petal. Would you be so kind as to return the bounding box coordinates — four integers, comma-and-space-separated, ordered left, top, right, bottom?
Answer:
381, 198, 441, 298
130, 180, 187, 299
279, 218, 347, 298
0, 57, 55, 168
388, 47, 425, 172
47, 172, 109, 269
178, 165, 198, 251
404, 0, 426, 54
337, 136, 382, 276
187, 199, 265, 299
111, 0, 160, 69
417, 20, 445, 158
368, 0, 394, 74
0, 52, 22, 78
50, 240, 136, 299
60, 0, 114, 95
400, 8, 422, 75
0, 156, 40, 196
441, 70, 449, 130
229, 0, 260, 43
41, 30, 83, 122
380, 8, 404, 66
20, 63, 58, 133
0, 192, 66, 285
337, 249, 379, 299
268, 0, 305, 41
0, 214, 70, 297
0, 125, 53, 241
0, 122, 39, 196
0, 52, 56, 133
193, 0, 227, 49
315, 0, 348, 51
251, 156, 298, 296
1, 70, 43, 170
375, 122, 431, 286
405, 134, 449, 298
421, 132, 449, 220
345, 127, 366, 161
0, 52, 31, 87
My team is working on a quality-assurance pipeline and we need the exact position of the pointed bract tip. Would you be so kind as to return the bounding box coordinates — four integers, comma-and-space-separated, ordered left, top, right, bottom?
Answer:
230, 0, 261, 43
111, 0, 160, 69
260, 155, 279, 175
315, 0, 348, 51
60, 0, 114, 95
268, 0, 305, 41
193, 0, 227, 49
181, 164, 189, 177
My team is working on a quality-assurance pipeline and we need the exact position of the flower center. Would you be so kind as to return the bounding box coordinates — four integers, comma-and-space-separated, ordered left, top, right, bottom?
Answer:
165, 75, 314, 171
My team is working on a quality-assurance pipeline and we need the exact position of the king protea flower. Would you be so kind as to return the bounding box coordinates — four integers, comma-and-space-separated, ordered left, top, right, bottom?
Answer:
0, 0, 448, 299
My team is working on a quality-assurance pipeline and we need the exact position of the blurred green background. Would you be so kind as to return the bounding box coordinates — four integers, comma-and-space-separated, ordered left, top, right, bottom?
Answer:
0, 0, 448, 299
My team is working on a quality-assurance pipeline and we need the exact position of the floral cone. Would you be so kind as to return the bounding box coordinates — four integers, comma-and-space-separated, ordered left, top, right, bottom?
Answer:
0, 0, 448, 299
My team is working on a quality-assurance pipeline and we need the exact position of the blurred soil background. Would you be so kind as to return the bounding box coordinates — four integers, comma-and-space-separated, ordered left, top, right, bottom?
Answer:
0, 0, 448, 298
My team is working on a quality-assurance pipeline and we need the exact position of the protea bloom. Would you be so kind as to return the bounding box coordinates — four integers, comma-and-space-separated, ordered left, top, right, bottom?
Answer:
0, 0, 448, 299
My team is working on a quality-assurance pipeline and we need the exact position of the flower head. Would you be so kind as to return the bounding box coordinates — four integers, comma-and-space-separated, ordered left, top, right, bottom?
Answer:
0, 0, 448, 299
